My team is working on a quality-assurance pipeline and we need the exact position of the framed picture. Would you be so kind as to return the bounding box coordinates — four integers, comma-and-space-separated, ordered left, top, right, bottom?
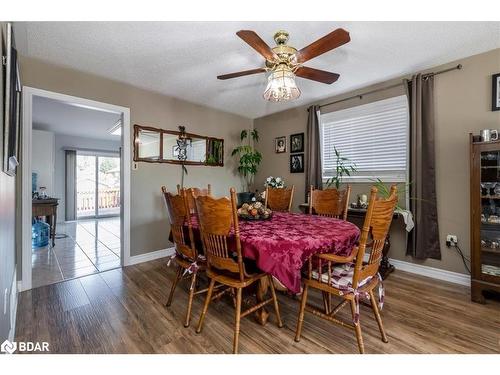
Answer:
290, 132, 304, 153
0, 24, 4, 175
274, 136, 286, 153
492, 73, 500, 111
290, 153, 304, 173
2, 23, 21, 176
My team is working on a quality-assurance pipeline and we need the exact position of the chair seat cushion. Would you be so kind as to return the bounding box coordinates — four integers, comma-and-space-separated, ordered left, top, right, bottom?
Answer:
311, 262, 372, 291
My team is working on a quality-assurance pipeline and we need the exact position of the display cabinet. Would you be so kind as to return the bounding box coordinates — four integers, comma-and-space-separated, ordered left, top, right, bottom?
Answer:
470, 133, 500, 303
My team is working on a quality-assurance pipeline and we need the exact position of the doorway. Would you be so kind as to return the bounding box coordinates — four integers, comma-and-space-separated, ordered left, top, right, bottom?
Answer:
21, 87, 131, 291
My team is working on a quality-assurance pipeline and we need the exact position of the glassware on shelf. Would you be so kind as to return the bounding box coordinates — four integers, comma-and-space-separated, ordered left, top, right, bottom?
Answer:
481, 182, 487, 195
481, 152, 498, 161
489, 200, 497, 215
483, 182, 495, 196
482, 265, 500, 277
488, 215, 500, 223
494, 183, 500, 196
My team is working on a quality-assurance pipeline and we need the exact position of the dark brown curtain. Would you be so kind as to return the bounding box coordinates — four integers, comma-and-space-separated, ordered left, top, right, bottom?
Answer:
305, 105, 322, 200
65, 149, 77, 221
405, 74, 441, 259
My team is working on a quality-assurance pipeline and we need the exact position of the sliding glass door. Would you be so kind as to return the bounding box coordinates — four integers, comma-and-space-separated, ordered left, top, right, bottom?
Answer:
76, 153, 120, 219
76, 155, 96, 219
97, 156, 120, 216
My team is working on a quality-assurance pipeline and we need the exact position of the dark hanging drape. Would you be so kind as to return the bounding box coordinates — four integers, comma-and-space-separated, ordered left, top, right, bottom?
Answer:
405, 74, 441, 259
305, 105, 322, 200
65, 149, 77, 221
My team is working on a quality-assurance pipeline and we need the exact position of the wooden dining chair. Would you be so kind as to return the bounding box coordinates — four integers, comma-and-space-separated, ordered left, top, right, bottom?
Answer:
264, 185, 295, 212
194, 187, 283, 354
161, 186, 208, 328
309, 185, 351, 220
295, 185, 398, 354
177, 184, 212, 213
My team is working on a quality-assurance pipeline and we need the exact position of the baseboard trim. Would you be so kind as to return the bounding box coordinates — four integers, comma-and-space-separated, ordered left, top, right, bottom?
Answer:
125, 248, 470, 286
8, 270, 18, 342
126, 247, 175, 266
389, 258, 470, 286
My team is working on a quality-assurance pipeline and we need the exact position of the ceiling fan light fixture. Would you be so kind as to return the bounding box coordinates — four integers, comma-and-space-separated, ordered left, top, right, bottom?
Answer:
263, 66, 301, 102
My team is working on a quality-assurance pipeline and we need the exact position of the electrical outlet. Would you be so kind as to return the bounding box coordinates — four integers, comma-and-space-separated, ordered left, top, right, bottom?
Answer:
446, 234, 458, 247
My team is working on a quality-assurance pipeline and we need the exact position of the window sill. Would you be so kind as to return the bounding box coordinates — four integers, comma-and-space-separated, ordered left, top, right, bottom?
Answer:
322, 176, 407, 184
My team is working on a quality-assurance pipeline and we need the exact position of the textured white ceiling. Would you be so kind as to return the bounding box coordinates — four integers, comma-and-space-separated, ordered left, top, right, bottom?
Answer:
16, 22, 500, 119
33, 95, 122, 140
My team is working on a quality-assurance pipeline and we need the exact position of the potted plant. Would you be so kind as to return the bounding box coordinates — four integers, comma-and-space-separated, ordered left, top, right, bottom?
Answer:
325, 146, 357, 189
231, 129, 262, 206
206, 138, 223, 165
372, 178, 414, 232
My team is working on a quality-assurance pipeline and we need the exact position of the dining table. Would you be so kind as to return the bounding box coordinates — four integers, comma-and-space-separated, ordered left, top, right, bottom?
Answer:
188, 211, 360, 325
298, 203, 401, 279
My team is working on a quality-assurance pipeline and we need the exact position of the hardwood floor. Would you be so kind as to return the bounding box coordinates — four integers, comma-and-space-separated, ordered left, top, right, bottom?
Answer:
15, 259, 500, 354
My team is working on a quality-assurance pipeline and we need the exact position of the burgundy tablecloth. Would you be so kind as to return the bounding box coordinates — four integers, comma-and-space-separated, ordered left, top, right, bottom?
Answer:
190, 212, 360, 294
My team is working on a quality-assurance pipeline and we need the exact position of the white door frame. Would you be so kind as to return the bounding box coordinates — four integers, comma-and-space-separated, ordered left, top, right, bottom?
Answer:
21, 86, 131, 291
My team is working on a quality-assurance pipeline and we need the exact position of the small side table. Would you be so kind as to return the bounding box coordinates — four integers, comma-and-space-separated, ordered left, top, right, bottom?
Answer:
298, 203, 399, 279
32, 198, 59, 247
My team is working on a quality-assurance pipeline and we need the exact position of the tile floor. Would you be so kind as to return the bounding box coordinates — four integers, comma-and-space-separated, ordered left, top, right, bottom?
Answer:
32, 217, 121, 289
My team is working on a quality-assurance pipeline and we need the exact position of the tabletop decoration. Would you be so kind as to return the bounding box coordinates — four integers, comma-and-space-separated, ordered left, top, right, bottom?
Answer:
237, 202, 272, 220
264, 176, 285, 189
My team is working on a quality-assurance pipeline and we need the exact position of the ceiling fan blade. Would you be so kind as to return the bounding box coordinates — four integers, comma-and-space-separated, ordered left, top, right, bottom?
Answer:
295, 66, 340, 84
295, 28, 350, 64
217, 68, 267, 80
236, 30, 278, 61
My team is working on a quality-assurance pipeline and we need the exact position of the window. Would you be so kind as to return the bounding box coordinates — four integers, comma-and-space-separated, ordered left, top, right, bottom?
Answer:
320, 95, 409, 182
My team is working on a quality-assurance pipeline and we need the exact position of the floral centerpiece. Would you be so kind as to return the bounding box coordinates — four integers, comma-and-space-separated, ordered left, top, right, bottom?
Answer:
264, 176, 284, 189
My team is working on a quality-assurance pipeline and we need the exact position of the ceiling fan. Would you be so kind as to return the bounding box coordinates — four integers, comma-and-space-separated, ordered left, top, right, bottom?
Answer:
217, 28, 350, 102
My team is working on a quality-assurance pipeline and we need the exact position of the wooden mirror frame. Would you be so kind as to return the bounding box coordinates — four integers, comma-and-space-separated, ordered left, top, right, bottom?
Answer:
133, 124, 224, 167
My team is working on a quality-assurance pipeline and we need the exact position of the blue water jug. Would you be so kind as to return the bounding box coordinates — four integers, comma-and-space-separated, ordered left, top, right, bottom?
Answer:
32, 219, 50, 248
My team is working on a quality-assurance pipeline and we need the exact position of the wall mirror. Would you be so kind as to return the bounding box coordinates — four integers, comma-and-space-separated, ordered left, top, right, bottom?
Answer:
137, 129, 161, 160
133, 124, 224, 166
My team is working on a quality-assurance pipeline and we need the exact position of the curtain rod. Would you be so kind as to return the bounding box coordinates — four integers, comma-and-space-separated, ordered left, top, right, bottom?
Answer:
319, 64, 463, 109
62, 147, 120, 155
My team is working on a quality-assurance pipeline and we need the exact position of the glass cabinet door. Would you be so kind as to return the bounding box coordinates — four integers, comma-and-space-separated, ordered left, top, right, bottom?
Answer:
479, 150, 500, 277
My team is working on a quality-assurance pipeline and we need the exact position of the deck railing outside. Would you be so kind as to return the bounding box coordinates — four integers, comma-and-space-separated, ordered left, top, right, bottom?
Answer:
77, 189, 120, 215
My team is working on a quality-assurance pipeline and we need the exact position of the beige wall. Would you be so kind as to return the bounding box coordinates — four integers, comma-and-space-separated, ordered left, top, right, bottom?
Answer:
254, 48, 500, 275
20, 57, 252, 256
19, 48, 500, 271
0, 21, 17, 343
31, 129, 55, 196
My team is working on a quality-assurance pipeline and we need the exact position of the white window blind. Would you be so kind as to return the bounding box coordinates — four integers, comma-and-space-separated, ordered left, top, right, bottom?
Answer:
320, 95, 409, 182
